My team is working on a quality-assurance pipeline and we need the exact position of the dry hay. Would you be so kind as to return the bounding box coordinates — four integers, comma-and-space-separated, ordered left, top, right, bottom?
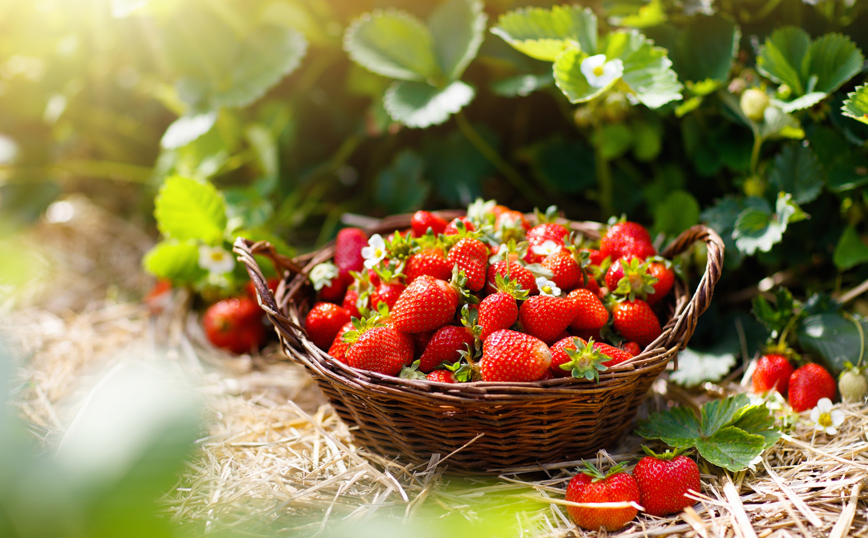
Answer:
5, 198, 868, 537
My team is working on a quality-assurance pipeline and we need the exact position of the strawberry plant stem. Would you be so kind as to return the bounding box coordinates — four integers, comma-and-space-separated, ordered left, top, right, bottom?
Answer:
594, 142, 614, 218
455, 112, 546, 207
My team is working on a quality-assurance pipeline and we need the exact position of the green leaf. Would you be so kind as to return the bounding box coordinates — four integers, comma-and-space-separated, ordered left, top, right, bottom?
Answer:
143, 240, 206, 283
752, 287, 797, 336
345, 10, 441, 82
491, 73, 554, 97
634, 405, 701, 447
730, 405, 781, 450
614, 0, 666, 28
760, 106, 804, 141
592, 122, 633, 160
774, 91, 827, 113
244, 124, 279, 189
605, 30, 682, 108
669, 347, 736, 387
808, 33, 864, 94
653, 190, 699, 236
833, 226, 868, 270
427, 0, 487, 81
798, 312, 868, 377
670, 15, 740, 84
491, 5, 598, 62
154, 176, 227, 245
757, 27, 811, 95
842, 85, 868, 126
384, 80, 475, 128
553, 48, 615, 104
733, 193, 805, 255
768, 143, 823, 204
233, 228, 295, 258
374, 150, 430, 213
160, 112, 217, 149
695, 427, 766, 472
699, 392, 751, 437
632, 118, 663, 161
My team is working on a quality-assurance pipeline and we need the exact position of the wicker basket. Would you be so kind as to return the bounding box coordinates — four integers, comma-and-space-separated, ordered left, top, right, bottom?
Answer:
234, 214, 724, 474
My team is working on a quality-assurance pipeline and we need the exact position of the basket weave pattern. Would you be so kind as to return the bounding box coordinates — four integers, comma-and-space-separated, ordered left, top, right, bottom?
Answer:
235, 215, 724, 474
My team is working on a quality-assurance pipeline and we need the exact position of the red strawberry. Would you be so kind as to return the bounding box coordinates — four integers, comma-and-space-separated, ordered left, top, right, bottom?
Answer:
622, 341, 642, 356
494, 209, 530, 232
327, 321, 355, 363
345, 324, 414, 376
305, 302, 352, 350
550, 337, 632, 378
612, 299, 661, 347
542, 248, 583, 291
519, 292, 579, 344
145, 279, 172, 314
334, 228, 367, 279
486, 260, 537, 295
447, 237, 488, 292
391, 275, 460, 334
526, 223, 569, 263
752, 354, 794, 395
584, 248, 605, 266
600, 221, 654, 261
633, 448, 701, 517
606, 257, 657, 300
443, 216, 475, 235
567, 288, 609, 331
565, 463, 640, 531
645, 261, 675, 305
309, 262, 347, 304
480, 330, 552, 382
203, 297, 266, 355
478, 275, 527, 341
341, 286, 366, 319
426, 370, 456, 383
405, 248, 452, 283
788, 363, 836, 412
418, 325, 475, 372
412, 331, 434, 358
411, 210, 448, 237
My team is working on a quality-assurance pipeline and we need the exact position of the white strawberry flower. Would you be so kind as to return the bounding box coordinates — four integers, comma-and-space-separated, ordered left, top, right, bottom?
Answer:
810, 398, 844, 435
310, 261, 339, 290
361, 234, 387, 269
531, 240, 561, 257
198, 245, 234, 274
536, 277, 561, 297
581, 54, 624, 89
467, 198, 496, 224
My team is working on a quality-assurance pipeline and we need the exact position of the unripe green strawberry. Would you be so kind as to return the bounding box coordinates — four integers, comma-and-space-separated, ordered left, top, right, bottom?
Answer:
633, 447, 701, 517
740, 88, 769, 121
839, 368, 868, 402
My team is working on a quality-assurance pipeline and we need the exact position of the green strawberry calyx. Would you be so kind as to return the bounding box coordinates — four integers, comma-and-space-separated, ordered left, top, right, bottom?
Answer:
612, 258, 659, 301
341, 314, 386, 345
493, 273, 529, 300
399, 359, 428, 380
559, 337, 609, 382
581, 461, 628, 483
640, 445, 692, 461
533, 204, 560, 225
450, 266, 480, 305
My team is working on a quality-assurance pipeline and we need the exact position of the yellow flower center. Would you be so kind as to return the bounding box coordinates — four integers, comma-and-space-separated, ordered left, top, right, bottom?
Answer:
210, 252, 224, 261
818, 412, 833, 428
593, 65, 605, 77
542, 285, 552, 294
374, 248, 383, 258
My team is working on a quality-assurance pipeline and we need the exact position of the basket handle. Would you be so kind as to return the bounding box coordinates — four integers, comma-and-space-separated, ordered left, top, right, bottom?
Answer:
233, 237, 307, 344
659, 224, 725, 350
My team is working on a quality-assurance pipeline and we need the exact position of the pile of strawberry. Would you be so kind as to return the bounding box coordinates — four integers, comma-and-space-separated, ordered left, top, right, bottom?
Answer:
303, 200, 677, 383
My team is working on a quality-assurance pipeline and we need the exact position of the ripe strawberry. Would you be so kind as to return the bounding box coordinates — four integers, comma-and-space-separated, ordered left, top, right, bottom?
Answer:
447, 237, 488, 292
334, 228, 367, 279
622, 341, 642, 357
203, 297, 266, 355
645, 261, 675, 305
345, 324, 414, 376
584, 248, 605, 266
411, 210, 448, 237
412, 330, 434, 358
542, 248, 583, 291
478, 275, 527, 341
145, 279, 172, 314
600, 221, 655, 261
633, 447, 701, 517
341, 286, 366, 319
612, 299, 661, 347
567, 288, 609, 331
494, 209, 530, 232
305, 302, 352, 350
327, 321, 355, 363
419, 325, 475, 372
606, 257, 657, 300
486, 260, 537, 295
550, 337, 633, 378
426, 370, 456, 383
526, 223, 569, 263
519, 293, 579, 344
443, 216, 476, 235
405, 248, 452, 283
565, 463, 640, 531
480, 330, 552, 382
788, 363, 836, 412
370, 281, 405, 310
751, 354, 794, 395
391, 275, 460, 334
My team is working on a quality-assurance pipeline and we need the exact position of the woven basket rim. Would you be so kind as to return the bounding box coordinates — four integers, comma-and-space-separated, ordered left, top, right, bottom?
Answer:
234, 213, 725, 399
